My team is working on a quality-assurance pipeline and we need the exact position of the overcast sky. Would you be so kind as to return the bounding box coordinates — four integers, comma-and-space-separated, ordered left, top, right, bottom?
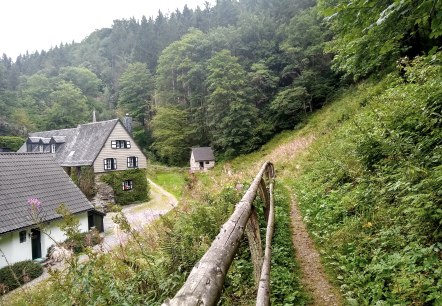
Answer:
0, 0, 215, 60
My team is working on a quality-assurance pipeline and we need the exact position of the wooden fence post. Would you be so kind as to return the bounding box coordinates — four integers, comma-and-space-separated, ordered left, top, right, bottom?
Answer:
256, 181, 275, 306
245, 206, 263, 284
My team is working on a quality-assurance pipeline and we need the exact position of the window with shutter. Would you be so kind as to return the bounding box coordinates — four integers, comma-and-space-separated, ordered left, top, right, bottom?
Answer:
111, 140, 131, 149
127, 156, 138, 168
104, 158, 117, 170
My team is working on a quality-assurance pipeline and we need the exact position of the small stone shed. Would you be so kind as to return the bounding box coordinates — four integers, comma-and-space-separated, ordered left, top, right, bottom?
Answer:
190, 147, 215, 172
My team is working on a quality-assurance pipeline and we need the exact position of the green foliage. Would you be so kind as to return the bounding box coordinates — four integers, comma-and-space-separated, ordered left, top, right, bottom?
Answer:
159, 187, 240, 275
156, 29, 209, 106
293, 54, 442, 304
55, 204, 83, 247
59, 66, 101, 97
62, 229, 103, 254
319, 0, 442, 79
101, 169, 149, 205
281, 7, 337, 108
270, 86, 309, 130
117, 62, 153, 125
0, 136, 24, 151
44, 81, 89, 129
206, 50, 259, 158
69, 166, 96, 199
270, 186, 310, 305
151, 106, 194, 166
0, 260, 43, 294
264, 185, 310, 305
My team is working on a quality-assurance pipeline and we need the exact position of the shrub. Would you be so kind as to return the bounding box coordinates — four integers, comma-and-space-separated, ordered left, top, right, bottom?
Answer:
0, 136, 25, 151
0, 260, 43, 294
63, 229, 103, 254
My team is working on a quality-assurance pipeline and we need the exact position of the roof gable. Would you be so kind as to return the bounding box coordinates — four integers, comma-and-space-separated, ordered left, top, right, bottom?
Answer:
191, 147, 215, 161
0, 153, 94, 234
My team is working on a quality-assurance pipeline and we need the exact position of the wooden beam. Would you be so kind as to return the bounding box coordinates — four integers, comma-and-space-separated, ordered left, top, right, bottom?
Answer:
256, 181, 275, 306
163, 162, 274, 306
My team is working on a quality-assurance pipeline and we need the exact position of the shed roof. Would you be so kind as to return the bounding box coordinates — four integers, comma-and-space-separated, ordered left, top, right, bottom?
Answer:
18, 119, 118, 167
191, 147, 215, 161
0, 153, 95, 234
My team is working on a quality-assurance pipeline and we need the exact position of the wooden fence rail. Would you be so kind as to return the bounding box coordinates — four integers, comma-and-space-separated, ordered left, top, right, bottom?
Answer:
162, 161, 275, 306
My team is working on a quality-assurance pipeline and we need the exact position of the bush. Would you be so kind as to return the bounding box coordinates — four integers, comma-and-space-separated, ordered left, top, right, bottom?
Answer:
70, 166, 96, 199
63, 229, 103, 254
0, 260, 43, 294
0, 136, 25, 151
101, 168, 149, 205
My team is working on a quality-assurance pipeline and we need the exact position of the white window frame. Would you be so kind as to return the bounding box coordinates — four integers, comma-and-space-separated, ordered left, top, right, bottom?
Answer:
104, 158, 117, 170
51, 143, 56, 153
127, 156, 138, 168
122, 180, 133, 191
111, 140, 131, 149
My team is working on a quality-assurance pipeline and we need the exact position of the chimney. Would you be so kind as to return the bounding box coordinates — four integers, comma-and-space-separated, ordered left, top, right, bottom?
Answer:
92, 108, 96, 122
122, 114, 132, 134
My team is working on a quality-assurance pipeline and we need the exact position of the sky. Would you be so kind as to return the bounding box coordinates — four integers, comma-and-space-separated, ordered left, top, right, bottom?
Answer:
0, 0, 214, 60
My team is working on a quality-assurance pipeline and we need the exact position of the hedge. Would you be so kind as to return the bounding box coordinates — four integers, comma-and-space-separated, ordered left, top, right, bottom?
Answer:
101, 168, 149, 205
0, 260, 43, 294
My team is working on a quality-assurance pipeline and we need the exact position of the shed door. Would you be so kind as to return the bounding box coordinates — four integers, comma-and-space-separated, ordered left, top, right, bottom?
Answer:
31, 229, 42, 259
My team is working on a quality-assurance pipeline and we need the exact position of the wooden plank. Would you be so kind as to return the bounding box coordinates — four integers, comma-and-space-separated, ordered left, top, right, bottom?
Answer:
163, 162, 274, 306
256, 181, 275, 306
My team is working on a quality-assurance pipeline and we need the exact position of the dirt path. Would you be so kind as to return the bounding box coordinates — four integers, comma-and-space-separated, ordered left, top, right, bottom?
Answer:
262, 134, 342, 305
291, 196, 342, 305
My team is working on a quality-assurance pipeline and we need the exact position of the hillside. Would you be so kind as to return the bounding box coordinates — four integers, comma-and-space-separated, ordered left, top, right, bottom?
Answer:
0, 0, 336, 164
5, 52, 441, 305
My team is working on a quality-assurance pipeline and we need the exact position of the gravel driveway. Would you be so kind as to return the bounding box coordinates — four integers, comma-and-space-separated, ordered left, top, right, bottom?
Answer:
100, 179, 177, 250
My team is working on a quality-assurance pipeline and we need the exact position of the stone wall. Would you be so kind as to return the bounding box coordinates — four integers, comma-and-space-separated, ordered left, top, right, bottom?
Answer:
91, 174, 115, 211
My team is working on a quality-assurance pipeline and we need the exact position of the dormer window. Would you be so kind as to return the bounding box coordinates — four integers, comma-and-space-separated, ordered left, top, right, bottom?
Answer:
51, 144, 56, 153
127, 156, 138, 168
111, 140, 131, 149
39, 145, 43, 153
104, 158, 117, 170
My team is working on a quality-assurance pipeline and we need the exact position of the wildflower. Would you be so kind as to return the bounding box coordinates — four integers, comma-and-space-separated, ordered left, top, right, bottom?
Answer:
27, 198, 42, 210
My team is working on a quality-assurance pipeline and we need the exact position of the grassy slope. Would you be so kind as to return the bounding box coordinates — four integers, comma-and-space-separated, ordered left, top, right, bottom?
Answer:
286, 66, 442, 303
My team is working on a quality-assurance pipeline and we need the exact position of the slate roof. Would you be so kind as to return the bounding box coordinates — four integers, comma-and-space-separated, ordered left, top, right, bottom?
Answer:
0, 153, 95, 234
18, 119, 118, 167
191, 147, 215, 161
